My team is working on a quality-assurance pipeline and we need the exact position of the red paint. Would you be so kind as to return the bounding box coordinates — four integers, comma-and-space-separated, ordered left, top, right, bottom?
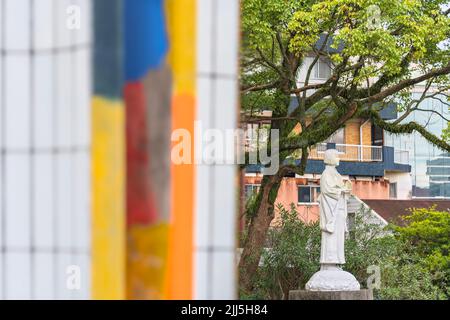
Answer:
125, 82, 157, 226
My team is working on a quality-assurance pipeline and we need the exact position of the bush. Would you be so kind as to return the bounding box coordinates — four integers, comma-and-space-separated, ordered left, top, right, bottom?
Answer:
375, 251, 446, 300
393, 206, 450, 298
249, 204, 320, 299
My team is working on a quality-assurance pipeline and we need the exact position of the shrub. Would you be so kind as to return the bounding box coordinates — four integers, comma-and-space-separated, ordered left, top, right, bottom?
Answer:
393, 206, 450, 298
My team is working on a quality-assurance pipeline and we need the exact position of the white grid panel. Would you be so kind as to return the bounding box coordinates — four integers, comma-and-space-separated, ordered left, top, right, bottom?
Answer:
0, 0, 92, 299
194, 0, 240, 300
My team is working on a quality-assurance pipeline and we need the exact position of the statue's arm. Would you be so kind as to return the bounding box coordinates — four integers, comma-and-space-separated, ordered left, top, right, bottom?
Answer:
321, 172, 351, 199
323, 184, 345, 199
333, 179, 352, 195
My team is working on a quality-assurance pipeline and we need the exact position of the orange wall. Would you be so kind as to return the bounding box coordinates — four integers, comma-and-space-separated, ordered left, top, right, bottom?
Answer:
351, 179, 389, 199
244, 176, 320, 225
244, 175, 389, 226
272, 177, 320, 225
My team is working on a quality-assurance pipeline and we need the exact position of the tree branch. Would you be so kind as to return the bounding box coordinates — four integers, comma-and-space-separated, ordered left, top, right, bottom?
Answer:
362, 109, 450, 152
361, 63, 450, 104
241, 81, 280, 94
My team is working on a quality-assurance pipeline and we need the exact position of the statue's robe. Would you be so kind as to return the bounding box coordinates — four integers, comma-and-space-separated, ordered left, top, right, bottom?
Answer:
318, 165, 348, 265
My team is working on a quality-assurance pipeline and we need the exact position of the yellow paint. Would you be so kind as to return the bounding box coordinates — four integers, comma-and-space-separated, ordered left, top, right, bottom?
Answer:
165, 0, 197, 299
91, 96, 126, 299
127, 223, 170, 299
166, 0, 196, 96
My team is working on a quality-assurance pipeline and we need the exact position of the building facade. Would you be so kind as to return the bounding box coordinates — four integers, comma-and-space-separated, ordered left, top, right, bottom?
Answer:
243, 36, 418, 225
244, 118, 412, 225
385, 91, 450, 199
244, 90, 450, 225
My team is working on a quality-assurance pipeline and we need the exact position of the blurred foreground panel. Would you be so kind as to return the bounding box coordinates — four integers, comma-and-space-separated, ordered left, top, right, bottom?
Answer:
0, 0, 92, 299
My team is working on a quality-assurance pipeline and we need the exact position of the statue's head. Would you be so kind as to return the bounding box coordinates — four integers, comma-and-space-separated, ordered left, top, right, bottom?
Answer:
324, 149, 340, 166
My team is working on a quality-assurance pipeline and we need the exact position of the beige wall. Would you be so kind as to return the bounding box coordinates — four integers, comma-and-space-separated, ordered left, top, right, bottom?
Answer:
293, 118, 373, 146
385, 172, 412, 199
344, 119, 373, 145
345, 120, 361, 145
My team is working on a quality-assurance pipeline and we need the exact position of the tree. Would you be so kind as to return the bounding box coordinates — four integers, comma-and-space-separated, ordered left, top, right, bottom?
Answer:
239, 0, 450, 294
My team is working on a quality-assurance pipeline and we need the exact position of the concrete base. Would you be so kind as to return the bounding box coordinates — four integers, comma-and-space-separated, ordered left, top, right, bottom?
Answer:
289, 289, 373, 300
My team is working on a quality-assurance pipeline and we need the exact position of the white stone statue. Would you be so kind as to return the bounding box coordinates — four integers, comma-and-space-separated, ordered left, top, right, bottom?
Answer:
305, 149, 360, 291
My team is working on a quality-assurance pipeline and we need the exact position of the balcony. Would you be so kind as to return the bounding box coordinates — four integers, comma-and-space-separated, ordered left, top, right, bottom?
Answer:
244, 139, 411, 176
303, 143, 411, 176
394, 149, 410, 165
308, 143, 410, 165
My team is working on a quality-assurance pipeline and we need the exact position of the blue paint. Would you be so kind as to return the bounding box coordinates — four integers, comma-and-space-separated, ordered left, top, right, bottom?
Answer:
124, 0, 169, 81
94, 0, 124, 98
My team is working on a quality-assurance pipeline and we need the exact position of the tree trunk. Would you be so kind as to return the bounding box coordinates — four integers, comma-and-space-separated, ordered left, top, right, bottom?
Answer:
238, 172, 284, 295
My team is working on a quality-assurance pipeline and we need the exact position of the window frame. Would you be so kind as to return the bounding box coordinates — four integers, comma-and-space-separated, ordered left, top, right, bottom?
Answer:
244, 184, 261, 201
297, 185, 321, 205
389, 182, 398, 199
325, 127, 345, 145
312, 58, 332, 80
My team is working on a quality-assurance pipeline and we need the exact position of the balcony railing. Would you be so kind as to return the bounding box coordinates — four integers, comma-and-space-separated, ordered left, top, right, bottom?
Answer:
309, 143, 383, 162
244, 137, 409, 165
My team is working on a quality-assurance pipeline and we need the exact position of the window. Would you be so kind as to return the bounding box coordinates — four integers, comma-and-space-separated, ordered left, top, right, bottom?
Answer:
245, 123, 270, 151
313, 58, 332, 79
325, 128, 345, 145
389, 182, 397, 199
298, 185, 321, 204
371, 124, 384, 146
245, 184, 260, 201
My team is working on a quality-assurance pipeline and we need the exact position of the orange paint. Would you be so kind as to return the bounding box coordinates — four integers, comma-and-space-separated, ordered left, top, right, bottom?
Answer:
165, 0, 196, 299
167, 94, 196, 299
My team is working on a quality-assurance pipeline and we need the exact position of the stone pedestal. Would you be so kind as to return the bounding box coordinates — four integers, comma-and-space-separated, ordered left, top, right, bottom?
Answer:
289, 289, 373, 300
305, 269, 360, 291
